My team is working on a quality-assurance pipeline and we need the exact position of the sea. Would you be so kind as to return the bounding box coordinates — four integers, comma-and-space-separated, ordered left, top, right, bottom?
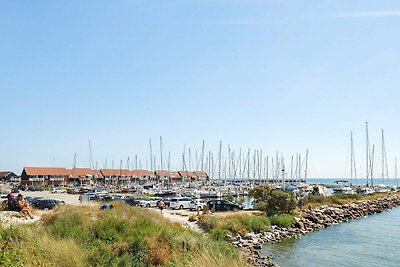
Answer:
261, 206, 400, 267
307, 178, 399, 187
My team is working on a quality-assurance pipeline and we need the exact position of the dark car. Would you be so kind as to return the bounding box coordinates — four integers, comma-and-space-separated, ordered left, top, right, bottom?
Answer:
33, 199, 65, 210
207, 199, 243, 212
11, 188, 20, 193
67, 188, 80, 194
28, 186, 44, 191
124, 197, 143, 206
30, 197, 45, 206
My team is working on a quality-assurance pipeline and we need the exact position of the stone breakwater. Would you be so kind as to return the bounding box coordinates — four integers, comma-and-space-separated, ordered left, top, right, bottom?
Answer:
230, 194, 400, 267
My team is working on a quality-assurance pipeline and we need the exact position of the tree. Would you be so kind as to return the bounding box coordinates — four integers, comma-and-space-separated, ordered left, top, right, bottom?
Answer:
249, 186, 296, 214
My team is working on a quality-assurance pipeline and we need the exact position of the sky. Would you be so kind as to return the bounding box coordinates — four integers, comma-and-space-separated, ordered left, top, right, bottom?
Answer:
1, 0, 400, 178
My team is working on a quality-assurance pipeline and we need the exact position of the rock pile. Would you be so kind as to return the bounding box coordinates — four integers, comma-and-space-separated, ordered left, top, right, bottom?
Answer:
233, 193, 400, 267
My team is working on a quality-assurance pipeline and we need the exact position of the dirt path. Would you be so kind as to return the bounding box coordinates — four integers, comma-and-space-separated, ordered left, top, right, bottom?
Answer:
160, 209, 205, 233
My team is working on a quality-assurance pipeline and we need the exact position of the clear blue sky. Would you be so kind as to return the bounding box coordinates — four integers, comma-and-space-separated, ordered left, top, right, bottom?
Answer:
1, 0, 400, 178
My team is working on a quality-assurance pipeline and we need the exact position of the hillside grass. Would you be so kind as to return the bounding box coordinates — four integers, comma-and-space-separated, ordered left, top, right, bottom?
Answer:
0, 203, 248, 267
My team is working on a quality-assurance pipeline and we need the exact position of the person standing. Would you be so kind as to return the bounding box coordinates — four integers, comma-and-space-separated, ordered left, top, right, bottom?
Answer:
158, 199, 165, 214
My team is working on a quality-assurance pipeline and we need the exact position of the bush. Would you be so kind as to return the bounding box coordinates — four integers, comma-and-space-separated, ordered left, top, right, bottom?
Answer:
249, 186, 296, 214
270, 214, 295, 228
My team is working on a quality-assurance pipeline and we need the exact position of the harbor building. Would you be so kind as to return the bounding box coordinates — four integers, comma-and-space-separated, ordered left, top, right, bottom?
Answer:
21, 167, 69, 186
0, 171, 20, 183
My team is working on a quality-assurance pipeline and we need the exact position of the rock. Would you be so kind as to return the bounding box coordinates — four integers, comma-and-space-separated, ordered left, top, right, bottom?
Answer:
253, 243, 262, 249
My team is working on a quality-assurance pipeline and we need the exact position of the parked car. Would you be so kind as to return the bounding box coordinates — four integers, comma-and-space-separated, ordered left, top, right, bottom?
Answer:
189, 199, 208, 211
28, 186, 44, 191
11, 188, 20, 193
206, 199, 243, 212
79, 193, 98, 202
138, 197, 161, 208
33, 199, 65, 210
169, 197, 193, 210
124, 197, 144, 206
51, 187, 67, 194
67, 188, 80, 194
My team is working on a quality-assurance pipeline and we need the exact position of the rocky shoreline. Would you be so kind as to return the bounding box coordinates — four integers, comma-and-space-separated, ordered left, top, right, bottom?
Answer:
230, 193, 400, 267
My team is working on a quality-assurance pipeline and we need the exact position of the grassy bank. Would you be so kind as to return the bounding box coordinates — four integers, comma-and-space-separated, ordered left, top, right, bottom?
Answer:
302, 191, 397, 208
198, 212, 296, 240
0, 203, 248, 267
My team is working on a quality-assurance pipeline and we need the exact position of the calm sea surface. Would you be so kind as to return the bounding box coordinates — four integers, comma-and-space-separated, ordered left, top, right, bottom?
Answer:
307, 178, 399, 187
262, 207, 400, 267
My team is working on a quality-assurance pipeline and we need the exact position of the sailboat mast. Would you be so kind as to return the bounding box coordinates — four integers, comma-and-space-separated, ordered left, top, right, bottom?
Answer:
201, 140, 205, 172
370, 144, 375, 187
366, 122, 369, 186
305, 150, 309, 183
218, 141, 222, 181
395, 157, 398, 187
149, 139, 153, 171
381, 129, 384, 184
160, 136, 163, 170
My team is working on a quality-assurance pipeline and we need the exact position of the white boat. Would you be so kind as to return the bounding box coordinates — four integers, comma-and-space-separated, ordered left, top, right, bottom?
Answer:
359, 187, 375, 194
374, 184, 391, 193
332, 180, 355, 195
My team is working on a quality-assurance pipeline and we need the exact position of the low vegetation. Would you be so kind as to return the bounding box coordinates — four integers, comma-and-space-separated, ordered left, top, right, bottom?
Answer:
269, 214, 296, 228
198, 213, 271, 240
198, 212, 297, 240
249, 186, 296, 215
0, 203, 248, 267
302, 191, 397, 208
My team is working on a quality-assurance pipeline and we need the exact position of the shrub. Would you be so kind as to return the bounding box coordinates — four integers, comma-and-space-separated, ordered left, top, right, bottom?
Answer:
270, 214, 295, 228
249, 186, 296, 214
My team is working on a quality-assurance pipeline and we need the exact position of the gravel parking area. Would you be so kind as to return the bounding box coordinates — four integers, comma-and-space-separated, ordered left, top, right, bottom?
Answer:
21, 191, 81, 204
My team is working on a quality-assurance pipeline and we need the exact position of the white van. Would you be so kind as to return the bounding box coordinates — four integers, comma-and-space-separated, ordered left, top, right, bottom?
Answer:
169, 197, 192, 210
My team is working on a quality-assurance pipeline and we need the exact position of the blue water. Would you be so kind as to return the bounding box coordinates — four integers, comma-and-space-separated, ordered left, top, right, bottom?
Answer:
262, 207, 400, 267
307, 178, 399, 187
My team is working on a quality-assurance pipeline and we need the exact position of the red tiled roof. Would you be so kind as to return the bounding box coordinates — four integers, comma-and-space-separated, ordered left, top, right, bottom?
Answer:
100, 169, 133, 177
92, 170, 104, 178
193, 171, 208, 178
68, 168, 92, 176
169, 172, 181, 179
23, 167, 69, 176
155, 170, 170, 176
132, 170, 153, 176
0, 171, 12, 177
67, 168, 104, 178
178, 171, 195, 177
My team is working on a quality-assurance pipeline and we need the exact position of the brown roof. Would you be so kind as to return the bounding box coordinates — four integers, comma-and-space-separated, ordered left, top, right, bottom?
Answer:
155, 170, 170, 177
0, 171, 13, 177
69, 168, 92, 176
169, 172, 181, 179
67, 168, 104, 178
100, 169, 134, 177
178, 171, 195, 178
92, 170, 104, 178
193, 171, 208, 178
23, 167, 70, 176
132, 170, 153, 176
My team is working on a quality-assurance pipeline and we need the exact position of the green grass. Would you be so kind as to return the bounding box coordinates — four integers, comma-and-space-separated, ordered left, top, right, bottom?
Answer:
270, 214, 295, 228
198, 213, 271, 240
0, 203, 248, 267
